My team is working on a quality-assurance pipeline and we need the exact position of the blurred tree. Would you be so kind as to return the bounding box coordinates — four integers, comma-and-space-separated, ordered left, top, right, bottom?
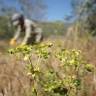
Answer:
0, 0, 46, 20
71, 0, 96, 35
0, 0, 46, 39
18, 0, 47, 20
0, 16, 14, 39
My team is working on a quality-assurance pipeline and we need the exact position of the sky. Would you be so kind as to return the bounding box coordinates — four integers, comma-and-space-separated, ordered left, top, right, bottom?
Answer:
45, 0, 72, 21
3, 0, 72, 21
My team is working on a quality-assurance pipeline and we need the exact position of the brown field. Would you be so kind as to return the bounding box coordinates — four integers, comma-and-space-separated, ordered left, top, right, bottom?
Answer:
0, 34, 96, 96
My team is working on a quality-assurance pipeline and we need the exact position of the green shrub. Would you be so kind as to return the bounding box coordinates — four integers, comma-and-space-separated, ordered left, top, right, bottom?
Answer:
8, 42, 96, 96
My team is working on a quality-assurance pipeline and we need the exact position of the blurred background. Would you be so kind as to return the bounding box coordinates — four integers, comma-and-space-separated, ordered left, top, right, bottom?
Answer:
0, 0, 96, 44
0, 0, 96, 96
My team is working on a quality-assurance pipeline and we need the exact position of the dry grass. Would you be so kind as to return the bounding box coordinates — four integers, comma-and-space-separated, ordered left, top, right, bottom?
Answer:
0, 30, 96, 96
0, 41, 32, 96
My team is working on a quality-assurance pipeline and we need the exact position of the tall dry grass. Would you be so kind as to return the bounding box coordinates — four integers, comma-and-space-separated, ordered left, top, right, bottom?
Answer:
0, 25, 96, 96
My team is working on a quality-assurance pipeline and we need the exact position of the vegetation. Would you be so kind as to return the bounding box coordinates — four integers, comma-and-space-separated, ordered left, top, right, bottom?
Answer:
0, 0, 46, 20
8, 41, 96, 96
71, 0, 96, 35
0, 0, 96, 96
0, 16, 67, 39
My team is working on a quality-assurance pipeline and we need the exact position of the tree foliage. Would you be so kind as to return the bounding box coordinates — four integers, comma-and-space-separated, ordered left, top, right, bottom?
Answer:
0, 16, 13, 39
0, 0, 46, 20
71, 0, 96, 35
